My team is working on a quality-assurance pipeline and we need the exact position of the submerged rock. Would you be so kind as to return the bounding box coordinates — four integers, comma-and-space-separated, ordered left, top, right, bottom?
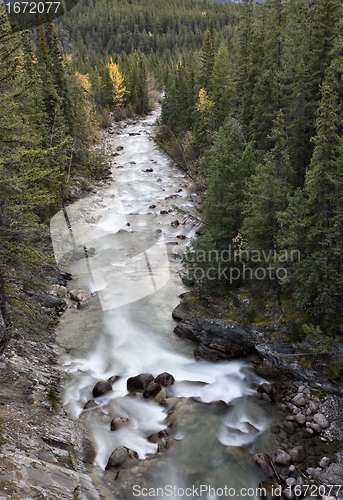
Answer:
83, 399, 98, 410
107, 375, 120, 385
259, 481, 282, 500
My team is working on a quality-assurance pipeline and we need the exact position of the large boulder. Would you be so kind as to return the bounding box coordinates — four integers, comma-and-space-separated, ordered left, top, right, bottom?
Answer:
92, 380, 112, 398
34, 293, 65, 309
154, 372, 175, 387
127, 373, 154, 393
105, 446, 138, 470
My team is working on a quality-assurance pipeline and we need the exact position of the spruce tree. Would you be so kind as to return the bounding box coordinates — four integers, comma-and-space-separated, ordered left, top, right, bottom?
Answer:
279, 63, 343, 333
199, 24, 215, 93
210, 41, 233, 127
203, 123, 256, 247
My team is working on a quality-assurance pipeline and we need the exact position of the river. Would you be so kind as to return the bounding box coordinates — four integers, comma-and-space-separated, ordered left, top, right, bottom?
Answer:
53, 106, 274, 499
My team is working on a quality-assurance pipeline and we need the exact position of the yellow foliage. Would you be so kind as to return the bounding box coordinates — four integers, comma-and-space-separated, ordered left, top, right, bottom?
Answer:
66, 54, 73, 64
196, 87, 214, 114
148, 31, 153, 37
107, 57, 126, 107
232, 232, 248, 255
75, 72, 91, 92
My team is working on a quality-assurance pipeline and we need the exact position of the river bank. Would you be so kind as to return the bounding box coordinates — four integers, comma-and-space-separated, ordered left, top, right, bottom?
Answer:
172, 293, 343, 497
0, 285, 101, 499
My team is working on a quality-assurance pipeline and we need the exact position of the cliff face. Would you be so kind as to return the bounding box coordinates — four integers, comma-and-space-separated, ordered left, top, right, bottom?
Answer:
0, 303, 100, 500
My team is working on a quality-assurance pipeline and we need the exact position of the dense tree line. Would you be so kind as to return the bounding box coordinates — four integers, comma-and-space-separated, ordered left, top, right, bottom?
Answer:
161, 0, 343, 339
2, 0, 342, 346
56, 0, 240, 109
0, 4, 106, 342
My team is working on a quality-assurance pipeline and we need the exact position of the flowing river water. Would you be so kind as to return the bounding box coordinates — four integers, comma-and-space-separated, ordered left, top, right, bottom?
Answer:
54, 107, 275, 499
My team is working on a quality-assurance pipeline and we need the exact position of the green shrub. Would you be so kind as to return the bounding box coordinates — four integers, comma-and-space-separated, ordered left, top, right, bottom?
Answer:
45, 387, 62, 410
302, 323, 340, 354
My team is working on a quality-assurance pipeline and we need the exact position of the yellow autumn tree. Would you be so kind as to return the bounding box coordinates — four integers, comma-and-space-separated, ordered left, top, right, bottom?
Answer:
194, 87, 215, 150
107, 57, 126, 107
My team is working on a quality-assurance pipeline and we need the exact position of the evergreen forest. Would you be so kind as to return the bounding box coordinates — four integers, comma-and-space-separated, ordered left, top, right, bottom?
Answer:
1, 0, 343, 353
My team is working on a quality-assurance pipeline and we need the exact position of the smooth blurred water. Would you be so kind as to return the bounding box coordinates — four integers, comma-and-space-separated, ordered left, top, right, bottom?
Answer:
56, 109, 272, 499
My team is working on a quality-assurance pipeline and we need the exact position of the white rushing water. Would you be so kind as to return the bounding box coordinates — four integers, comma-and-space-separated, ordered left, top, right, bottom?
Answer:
55, 107, 272, 499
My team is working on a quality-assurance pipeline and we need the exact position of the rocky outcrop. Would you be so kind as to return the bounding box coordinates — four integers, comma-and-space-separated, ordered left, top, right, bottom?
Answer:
174, 318, 258, 361
173, 313, 343, 393
0, 336, 100, 500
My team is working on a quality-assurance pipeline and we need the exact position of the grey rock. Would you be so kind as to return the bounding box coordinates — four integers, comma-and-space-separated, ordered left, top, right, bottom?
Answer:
275, 449, 292, 466
313, 413, 329, 429
308, 400, 319, 412
295, 413, 306, 425
310, 423, 322, 433
305, 427, 315, 437
318, 457, 330, 469
291, 393, 306, 407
